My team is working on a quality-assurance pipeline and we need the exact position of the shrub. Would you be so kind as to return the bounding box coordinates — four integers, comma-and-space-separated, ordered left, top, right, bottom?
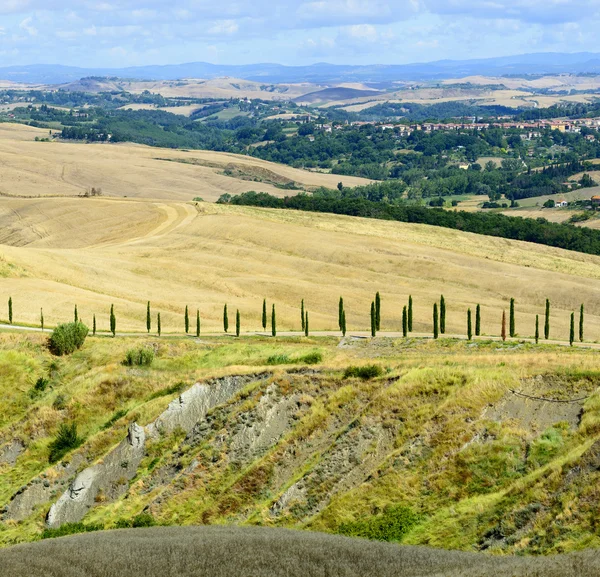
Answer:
267, 354, 291, 365
48, 322, 89, 356
115, 513, 156, 529
338, 505, 420, 542
148, 382, 187, 401
52, 394, 67, 411
344, 365, 383, 380
101, 409, 128, 430
41, 522, 103, 540
29, 376, 50, 399
48, 423, 83, 463
124, 347, 154, 367
300, 351, 322, 365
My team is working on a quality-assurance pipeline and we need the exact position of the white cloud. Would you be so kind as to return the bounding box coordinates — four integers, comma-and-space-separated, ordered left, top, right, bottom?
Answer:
19, 17, 37, 37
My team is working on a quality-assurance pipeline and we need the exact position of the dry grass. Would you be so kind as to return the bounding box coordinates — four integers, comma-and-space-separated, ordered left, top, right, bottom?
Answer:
1, 526, 599, 577
0, 124, 370, 201
1, 200, 600, 338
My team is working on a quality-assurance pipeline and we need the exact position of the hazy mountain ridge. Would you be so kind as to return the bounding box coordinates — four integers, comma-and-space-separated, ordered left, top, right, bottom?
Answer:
3, 53, 600, 85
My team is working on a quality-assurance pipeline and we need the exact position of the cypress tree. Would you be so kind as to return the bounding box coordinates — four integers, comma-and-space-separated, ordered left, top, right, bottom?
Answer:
570, 312, 575, 347
467, 308, 472, 341
408, 295, 413, 332
375, 292, 381, 331
544, 299, 550, 340
157, 312, 161, 337
271, 304, 276, 337
8, 296, 12, 324
535, 315, 539, 344
40, 308, 44, 332
196, 309, 200, 337
146, 301, 151, 333
301, 299, 305, 331
338, 297, 344, 331
341, 309, 346, 337
475, 304, 481, 336
74, 304, 78, 323
370, 301, 376, 337
305, 311, 309, 337
579, 304, 584, 342
93, 314, 96, 336
433, 303, 439, 340
509, 298, 515, 338
501, 310, 507, 342
223, 304, 229, 333
402, 305, 408, 338
262, 299, 267, 331
185, 305, 189, 334
110, 305, 116, 337
236, 309, 241, 338
440, 295, 446, 334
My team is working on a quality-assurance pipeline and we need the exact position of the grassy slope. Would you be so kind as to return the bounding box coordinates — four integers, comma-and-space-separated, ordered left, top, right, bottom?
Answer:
2, 526, 600, 577
0, 123, 371, 201
2, 199, 600, 337
1, 333, 600, 557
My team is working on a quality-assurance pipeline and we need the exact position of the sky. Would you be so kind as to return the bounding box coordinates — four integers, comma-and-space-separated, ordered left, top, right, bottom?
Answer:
0, 1, 598, 68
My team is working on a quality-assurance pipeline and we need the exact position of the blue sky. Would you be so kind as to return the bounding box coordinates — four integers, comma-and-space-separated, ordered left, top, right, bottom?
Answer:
0, 1, 597, 67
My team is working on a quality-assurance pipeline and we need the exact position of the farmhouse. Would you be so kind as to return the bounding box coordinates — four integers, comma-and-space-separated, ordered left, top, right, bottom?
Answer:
556, 199, 568, 207
591, 195, 600, 208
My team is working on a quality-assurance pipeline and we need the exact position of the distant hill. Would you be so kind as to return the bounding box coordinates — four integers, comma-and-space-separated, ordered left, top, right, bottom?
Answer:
3, 52, 600, 85
294, 86, 381, 104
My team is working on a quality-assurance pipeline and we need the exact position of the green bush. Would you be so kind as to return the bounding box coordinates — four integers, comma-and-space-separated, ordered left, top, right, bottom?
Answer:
299, 351, 322, 365
124, 347, 154, 367
48, 423, 83, 463
29, 376, 50, 399
41, 522, 103, 540
115, 513, 156, 529
148, 382, 187, 401
343, 365, 383, 380
48, 322, 89, 356
101, 409, 129, 430
52, 394, 67, 411
267, 354, 291, 365
338, 505, 420, 542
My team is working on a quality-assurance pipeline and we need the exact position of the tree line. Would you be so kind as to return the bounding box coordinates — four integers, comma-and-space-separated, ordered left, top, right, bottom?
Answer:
3, 295, 587, 347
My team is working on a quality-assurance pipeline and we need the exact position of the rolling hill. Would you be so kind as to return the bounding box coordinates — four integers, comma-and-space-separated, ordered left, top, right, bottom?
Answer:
0, 124, 371, 201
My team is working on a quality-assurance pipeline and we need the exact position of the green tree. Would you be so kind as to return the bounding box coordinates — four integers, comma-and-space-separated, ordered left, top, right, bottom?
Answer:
341, 309, 346, 337
157, 312, 161, 337
501, 310, 507, 342
509, 298, 515, 338
262, 299, 267, 331
535, 315, 539, 344
408, 295, 413, 332
185, 305, 189, 334
8, 296, 12, 324
92, 314, 96, 336
223, 304, 229, 333
475, 304, 481, 336
271, 304, 276, 337
440, 295, 446, 334
339, 296, 344, 331
433, 303, 439, 340
375, 292, 381, 331
570, 312, 575, 347
467, 308, 472, 341
40, 308, 44, 332
146, 301, 151, 333
196, 310, 200, 337
110, 305, 116, 338
402, 306, 408, 338
301, 299, 305, 331
305, 311, 309, 337
579, 304, 584, 342
370, 301, 376, 337
236, 309, 241, 337
74, 305, 78, 323
544, 299, 550, 340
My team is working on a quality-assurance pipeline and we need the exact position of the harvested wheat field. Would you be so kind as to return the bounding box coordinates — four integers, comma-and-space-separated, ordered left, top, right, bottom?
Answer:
1, 197, 600, 339
0, 124, 370, 201
1, 526, 598, 577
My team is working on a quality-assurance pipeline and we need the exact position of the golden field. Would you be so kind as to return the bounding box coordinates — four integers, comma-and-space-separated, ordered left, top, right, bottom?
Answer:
1, 193, 600, 340
0, 124, 370, 201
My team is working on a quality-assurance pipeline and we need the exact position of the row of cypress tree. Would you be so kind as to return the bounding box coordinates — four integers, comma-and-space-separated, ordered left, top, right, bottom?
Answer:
1, 296, 589, 345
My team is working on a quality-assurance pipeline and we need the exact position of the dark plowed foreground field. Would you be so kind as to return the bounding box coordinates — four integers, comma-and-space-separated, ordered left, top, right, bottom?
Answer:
1, 526, 597, 577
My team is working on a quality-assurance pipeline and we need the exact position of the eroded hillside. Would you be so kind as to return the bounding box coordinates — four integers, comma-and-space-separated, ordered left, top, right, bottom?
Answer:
1, 332, 599, 555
